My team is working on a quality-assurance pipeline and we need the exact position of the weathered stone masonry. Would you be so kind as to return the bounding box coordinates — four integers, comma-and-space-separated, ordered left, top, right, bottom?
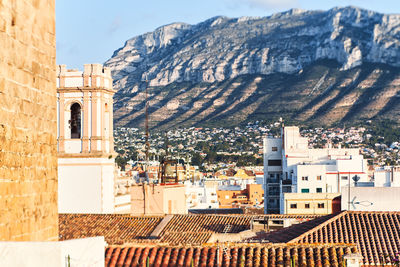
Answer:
0, 0, 58, 241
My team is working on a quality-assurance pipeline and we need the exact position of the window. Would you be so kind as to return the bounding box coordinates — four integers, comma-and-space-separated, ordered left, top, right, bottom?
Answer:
301, 188, 309, 193
272, 147, 278, 151
317, 175, 322, 180
70, 103, 81, 139
305, 203, 310, 209
268, 160, 282, 166
302, 176, 308, 181
341, 176, 348, 180
318, 203, 325, 208
290, 204, 297, 209
316, 188, 322, 193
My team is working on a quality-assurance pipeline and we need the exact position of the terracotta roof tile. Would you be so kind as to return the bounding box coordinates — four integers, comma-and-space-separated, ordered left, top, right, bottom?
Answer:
59, 214, 318, 245
159, 214, 318, 245
59, 214, 163, 245
250, 213, 339, 243
105, 243, 358, 267
252, 211, 400, 266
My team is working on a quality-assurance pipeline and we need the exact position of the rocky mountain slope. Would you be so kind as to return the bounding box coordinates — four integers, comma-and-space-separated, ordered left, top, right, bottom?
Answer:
105, 6, 400, 129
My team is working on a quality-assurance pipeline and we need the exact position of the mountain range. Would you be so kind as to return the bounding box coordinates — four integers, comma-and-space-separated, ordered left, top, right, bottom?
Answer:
105, 6, 400, 129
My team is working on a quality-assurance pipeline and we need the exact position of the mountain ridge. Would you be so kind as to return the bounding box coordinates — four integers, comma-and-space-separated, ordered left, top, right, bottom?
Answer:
105, 6, 400, 129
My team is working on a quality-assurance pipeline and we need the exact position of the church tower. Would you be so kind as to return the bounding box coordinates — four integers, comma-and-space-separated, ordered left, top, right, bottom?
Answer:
57, 64, 116, 213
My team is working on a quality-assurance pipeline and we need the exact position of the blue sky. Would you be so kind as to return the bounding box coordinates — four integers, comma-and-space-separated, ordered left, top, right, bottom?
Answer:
56, 0, 400, 69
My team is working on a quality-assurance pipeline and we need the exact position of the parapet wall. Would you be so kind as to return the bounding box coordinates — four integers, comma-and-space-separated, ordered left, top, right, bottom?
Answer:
57, 64, 113, 89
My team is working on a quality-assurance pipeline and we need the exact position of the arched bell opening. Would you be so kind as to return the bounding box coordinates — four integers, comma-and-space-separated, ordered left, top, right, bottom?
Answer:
70, 103, 81, 139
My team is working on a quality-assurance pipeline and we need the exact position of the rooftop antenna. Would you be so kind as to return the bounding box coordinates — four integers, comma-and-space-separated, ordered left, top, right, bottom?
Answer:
144, 75, 150, 181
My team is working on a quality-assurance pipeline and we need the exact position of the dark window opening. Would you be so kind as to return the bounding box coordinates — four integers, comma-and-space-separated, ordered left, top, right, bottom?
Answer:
70, 103, 81, 139
305, 203, 310, 209
318, 203, 325, 208
268, 160, 282, 166
316, 188, 323, 193
290, 204, 297, 209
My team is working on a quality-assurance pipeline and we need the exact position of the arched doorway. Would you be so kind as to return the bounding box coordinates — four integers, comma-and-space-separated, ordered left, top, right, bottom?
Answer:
70, 103, 81, 139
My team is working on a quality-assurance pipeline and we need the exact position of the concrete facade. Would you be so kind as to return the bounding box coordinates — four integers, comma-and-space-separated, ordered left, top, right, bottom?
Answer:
282, 193, 341, 215
185, 181, 219, 209
263, 126, 368, 214
341, 187, 400, 211
131, 184, 187, 215
57, 64, 116, 213
373, 166, 400, 187
217, 184, 263, 208
0, 0, 58, 241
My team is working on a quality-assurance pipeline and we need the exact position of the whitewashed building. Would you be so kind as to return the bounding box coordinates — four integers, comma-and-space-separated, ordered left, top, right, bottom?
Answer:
57, 64, 116, 213
185, 180, 219, 209
263, 126, 369, 213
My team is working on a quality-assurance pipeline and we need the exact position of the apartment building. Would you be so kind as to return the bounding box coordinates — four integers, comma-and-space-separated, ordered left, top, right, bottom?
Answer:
217, 184, 263, 208
263, 126, 368, 213
282, 193, 341, 215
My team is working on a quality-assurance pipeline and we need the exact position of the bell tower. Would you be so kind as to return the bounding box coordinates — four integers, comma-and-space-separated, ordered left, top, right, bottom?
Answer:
57, 64, 116, 213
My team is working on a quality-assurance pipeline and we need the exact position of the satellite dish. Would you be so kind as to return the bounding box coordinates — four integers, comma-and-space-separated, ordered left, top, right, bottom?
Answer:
352, 175, 360, 186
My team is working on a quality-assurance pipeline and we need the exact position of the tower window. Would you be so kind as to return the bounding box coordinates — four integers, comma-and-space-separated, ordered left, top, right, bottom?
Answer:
70, 103, 81, 139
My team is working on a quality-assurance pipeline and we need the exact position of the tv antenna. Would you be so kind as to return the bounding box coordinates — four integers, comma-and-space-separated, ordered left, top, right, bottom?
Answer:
349, 196, 373, 210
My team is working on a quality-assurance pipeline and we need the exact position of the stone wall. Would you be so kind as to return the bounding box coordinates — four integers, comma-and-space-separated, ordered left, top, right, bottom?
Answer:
0, 0, 57, 240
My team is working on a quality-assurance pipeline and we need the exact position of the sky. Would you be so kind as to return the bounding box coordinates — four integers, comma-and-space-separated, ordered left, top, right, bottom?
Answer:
56, 0, 400, 69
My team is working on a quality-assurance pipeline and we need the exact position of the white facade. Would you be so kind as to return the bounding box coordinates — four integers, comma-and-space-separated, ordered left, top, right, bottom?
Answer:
263, 126, 368, 213
185, 181, 219, 209
58, 157, 115, 213
57, 64, 116, 214
342, 187, 400, 211
0, 237, 104, 267
373, 166, 400, 187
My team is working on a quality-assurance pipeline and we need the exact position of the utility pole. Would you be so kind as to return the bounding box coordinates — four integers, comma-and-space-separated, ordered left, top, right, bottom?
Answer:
348, 170, 350, 211
145, 76, 150, 181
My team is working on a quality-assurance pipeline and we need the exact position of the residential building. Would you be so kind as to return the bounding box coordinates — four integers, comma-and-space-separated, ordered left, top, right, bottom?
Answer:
217, 184, 263, 208
185, 180, 219, 209
373, 166, 400, 187
281, 193, 341, 215
263, 126, 368, 213
131, 184, 187, 215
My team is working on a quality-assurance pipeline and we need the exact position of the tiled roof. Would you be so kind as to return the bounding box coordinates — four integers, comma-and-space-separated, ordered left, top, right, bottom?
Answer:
59, 214, 318, 246
105, 243, 358, 267
251, 211, 400, 266
249, 213, 339, 243
189, 208, 243, 214
291, 211, 400, 266
159, 214, 319, 245
59, 214, 164, 245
